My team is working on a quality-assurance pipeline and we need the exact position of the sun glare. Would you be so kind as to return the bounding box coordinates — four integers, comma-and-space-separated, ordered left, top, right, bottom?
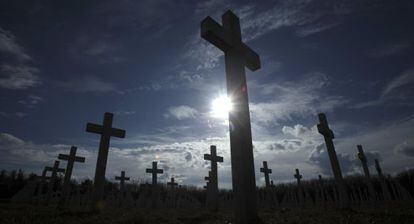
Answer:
211, 95, 233, 119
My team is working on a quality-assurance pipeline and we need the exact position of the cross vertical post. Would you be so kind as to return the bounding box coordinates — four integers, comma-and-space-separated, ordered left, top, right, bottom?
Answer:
375, 159, 392, 200
167, 177, 178, 188
317, 113, 349, 206
86, 112, 126, 206
201, 10, 260, 223
58, 146, 85, 207
260, 161, 272, 188
204, 145, 223, 211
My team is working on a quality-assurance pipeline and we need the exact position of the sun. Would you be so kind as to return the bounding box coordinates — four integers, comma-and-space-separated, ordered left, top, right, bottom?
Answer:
211, 95, 233, 119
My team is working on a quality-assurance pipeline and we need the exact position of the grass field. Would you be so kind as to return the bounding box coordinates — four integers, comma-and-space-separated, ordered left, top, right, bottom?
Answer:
1, 203, 414, 224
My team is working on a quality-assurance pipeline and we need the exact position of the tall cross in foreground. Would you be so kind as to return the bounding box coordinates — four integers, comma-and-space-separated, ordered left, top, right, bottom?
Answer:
45, 160, 65, 204
201, 10, 260, 224
167, 177, 178, 188
115, 171, 130, 193
58, 146, 85, 207
260, 161, 272, 188
317, 113, 349, 206
146, 161, 163, 186
86, 112, 126, 204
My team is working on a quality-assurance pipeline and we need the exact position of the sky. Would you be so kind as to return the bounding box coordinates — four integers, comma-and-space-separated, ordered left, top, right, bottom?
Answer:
0, 0, 414, 189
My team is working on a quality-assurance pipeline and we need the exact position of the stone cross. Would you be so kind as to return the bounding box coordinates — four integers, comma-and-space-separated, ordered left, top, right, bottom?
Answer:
317, 113, 349, 205
146, 161, 163, 185
58, 146, 85, 206
44, 160, 65, 204
167, 177, 178, 188
260, 161, 272, 188
357, 145, 376, 200
115, 171, 130, 193
375, 159, 392, 200
204, 146, 223, 190
357, 145, 371, 178
86, 112, 126, 204
294, 168, 302, 185
201, 10, 260, 223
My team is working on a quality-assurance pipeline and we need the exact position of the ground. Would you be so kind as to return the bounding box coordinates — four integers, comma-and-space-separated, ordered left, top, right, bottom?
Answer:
1, 203, 413, 224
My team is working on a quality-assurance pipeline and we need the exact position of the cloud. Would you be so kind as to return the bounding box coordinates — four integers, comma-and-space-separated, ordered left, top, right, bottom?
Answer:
57, 76, 119, 93
0, 133, 25, 146
352, 67, 414, 108
164, 105, 199, 120
394, 140, 414, 157
250, 72, 346, 124
0, 64, 41, 89
368, 43, 411, 58
0, 27, 31, 61
18, 95, 44, 108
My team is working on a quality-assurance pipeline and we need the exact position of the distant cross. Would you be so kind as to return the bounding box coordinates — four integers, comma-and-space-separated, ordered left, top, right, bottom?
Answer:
374, 159, 392, 200
270, 180, 274, 187
317, 113, 348, 205
115, 171, 130, 193
260, 161, 272, 188
86, 112, 126, 204
204, 146, 223, 211
201, 10, 260, 223
167, 177, 178, 188
58, 146, 85, 206
294, 168, 302, 185
45, 160, 65, 204
357, 145, 371, 178
146, 161, 163, 185
374, 159, 384, 178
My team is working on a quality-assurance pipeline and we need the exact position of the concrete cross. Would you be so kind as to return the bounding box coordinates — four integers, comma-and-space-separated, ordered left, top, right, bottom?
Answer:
115, 171, 130, 193
357, 145, 371, 178
260, 161, 272, 188
167, 177, 178, 188
357, 145, 376, 200
146, 161, 163, 186
58, 146, 85, 206
375, 159, 392, 201
317, 113, 349, 206
44, 160, 65, 204
201, 10, 260, 223
86, 112, 126, 204
294, 168, 302, 185
204, 146, 223, 211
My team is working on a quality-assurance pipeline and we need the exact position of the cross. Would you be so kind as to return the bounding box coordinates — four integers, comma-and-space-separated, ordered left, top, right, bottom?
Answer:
294, 168, 302, 185
167, 177, 178, 188
44, 160, 65, 204
204, 145, 223, 186
357, 145, 371, 178
356, 145, 376, 200
115, 170, 130, 193
201, 10, 260, 222
260, 161, 272, 188
317, 113, 348, 205
146, 161, 163, 185
374, 159, 383, 178
58, 146, 85, 206
86, 112, 126, 204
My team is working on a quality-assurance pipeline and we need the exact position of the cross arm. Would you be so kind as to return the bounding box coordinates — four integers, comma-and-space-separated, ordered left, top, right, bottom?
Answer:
86, 123, 102, 134
201, 17, 261, 71
58, 154, 70, 161
56, 168, 65, 173
75, 156, 86, 163
111, 128, 126, 138
204, 154, 211, 161
216, 156, 224, 163
156, 169, 163, 174
145, 169, 153, 173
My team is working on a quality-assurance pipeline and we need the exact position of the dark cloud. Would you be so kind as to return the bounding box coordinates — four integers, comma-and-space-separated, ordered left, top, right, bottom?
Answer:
308, 143, 357, 175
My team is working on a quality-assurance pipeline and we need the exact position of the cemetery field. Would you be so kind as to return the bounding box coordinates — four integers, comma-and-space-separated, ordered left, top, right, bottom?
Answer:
1, 203, 413, 224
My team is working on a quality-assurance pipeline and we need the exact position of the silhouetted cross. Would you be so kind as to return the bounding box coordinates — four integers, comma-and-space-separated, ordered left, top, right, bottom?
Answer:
146, 161, 163, 185
86, 112, 126, 203
260, 161, 272, 188
167, 177, 178, 188
201, 10, 261, 222
294, 168, 302, 185
115, 171, 130, 192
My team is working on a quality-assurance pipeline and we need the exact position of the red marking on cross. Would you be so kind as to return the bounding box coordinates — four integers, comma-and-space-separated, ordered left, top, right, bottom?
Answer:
241, 85, 247, 92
